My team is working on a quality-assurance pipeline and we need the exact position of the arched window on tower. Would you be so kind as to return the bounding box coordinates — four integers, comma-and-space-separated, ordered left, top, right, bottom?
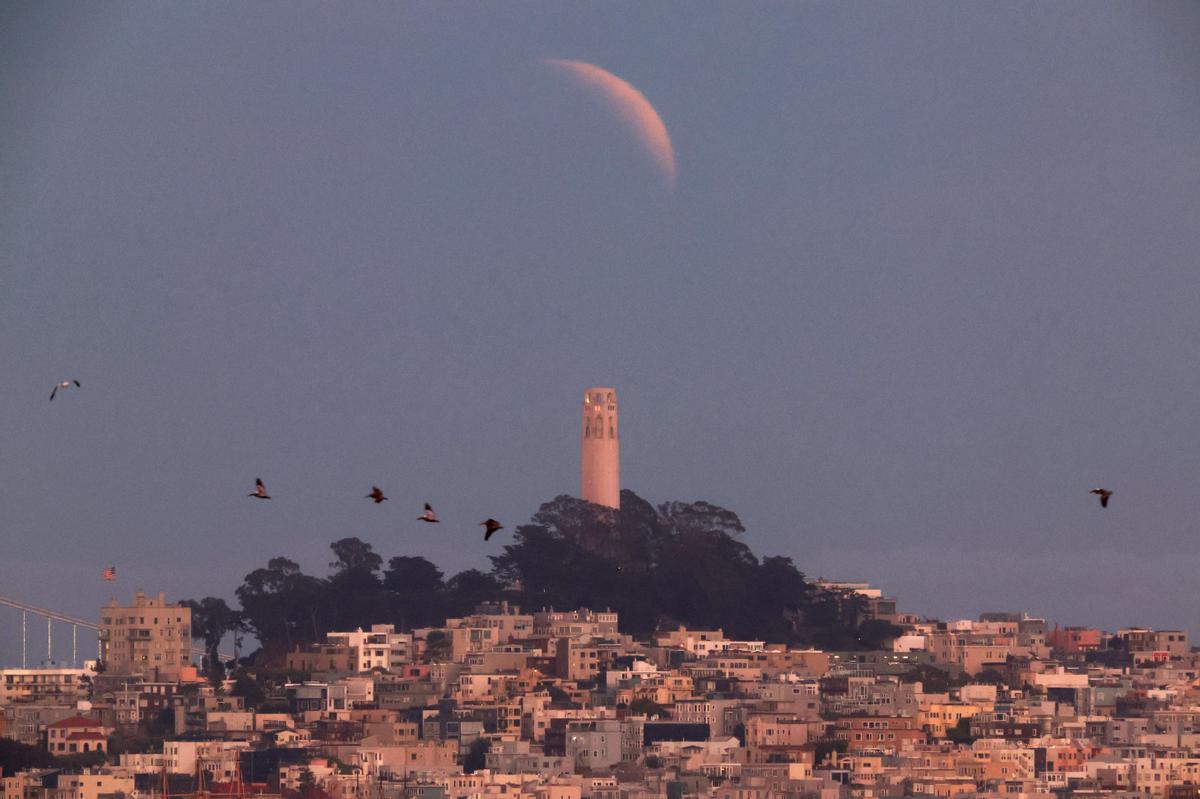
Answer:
606, 392, 614, 403
584, 421, 590, 438
609, 416, 615, 438
595, 415, 603, 436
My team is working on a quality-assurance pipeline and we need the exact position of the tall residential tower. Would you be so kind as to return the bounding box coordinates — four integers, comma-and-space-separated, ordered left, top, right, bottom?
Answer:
580, 387, 620, 508
99, 591, 192, 682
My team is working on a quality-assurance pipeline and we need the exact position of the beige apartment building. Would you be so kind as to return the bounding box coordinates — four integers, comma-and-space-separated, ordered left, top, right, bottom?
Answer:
1116, 628, 1190, 662
52, 772, 135, 799
535, 608, 620, 639
919, 702, 984, 739
99, 591, 191, 681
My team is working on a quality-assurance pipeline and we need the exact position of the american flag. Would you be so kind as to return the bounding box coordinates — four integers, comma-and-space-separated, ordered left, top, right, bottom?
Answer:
102, 566, 116, 581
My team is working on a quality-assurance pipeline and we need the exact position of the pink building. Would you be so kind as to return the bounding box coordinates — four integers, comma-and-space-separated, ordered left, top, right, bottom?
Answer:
1047, 626, 1103, 653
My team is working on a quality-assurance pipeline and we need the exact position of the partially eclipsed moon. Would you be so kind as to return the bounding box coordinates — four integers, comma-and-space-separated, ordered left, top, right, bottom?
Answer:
542, 58, 676, 190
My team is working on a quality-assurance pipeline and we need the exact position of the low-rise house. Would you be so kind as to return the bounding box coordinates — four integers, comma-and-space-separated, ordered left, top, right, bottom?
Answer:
45, 716, 110, 756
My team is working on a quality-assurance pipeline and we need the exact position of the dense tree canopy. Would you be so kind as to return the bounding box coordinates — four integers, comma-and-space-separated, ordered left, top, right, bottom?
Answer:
384, 556, 446, 629
198, 490, 896, 664
180, 596, 243, 682
0, 737, 58, 773
235, 557, 327, 657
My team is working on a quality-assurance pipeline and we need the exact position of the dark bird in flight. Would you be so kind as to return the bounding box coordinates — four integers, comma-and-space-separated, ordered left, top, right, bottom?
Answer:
1089, 488, 1113, 508
49, 380, 80, 401
417, 503, 440, 523
480, 518, 503, 541
366, 486, 387, 504
248, 478, 271, 500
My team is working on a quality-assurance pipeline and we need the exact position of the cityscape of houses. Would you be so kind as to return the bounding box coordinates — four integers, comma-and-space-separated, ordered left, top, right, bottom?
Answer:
3, 584, 1200, 799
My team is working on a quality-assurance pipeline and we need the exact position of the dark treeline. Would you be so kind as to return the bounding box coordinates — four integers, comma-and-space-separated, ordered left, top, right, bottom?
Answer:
186, 490, 899, 668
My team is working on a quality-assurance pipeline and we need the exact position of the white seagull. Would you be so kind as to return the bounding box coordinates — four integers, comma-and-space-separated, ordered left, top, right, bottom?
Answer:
49, 380, 80, 401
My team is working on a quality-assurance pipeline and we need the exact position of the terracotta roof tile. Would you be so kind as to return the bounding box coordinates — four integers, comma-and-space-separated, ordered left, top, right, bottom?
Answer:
47, 716, 103, 729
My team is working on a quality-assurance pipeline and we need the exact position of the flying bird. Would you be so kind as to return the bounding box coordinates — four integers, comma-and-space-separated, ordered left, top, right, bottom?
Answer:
417, 503, 440, 523
49, 380, 80, 401
1089, 488, 1113, 508
102, 566, 116, 582
366, 486, 388, 504
480, 518, 503, 541
248, 478, 271, 500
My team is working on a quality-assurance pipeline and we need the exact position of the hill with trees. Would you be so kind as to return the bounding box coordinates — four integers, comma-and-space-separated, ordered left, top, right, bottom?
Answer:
185, 490, 899, 668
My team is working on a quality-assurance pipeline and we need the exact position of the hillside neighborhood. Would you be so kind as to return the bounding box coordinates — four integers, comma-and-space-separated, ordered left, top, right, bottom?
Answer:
3, 586, 1198, 799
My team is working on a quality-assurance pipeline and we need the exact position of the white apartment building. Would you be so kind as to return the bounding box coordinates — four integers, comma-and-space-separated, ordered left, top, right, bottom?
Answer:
326, 625, 413, 672
162, 740, 249, 779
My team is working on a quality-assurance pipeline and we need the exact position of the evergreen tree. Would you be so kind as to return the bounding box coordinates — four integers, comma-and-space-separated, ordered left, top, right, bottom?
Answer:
180, 597, 243, 683
326, 538, 386, 630
383, 556, 446, 629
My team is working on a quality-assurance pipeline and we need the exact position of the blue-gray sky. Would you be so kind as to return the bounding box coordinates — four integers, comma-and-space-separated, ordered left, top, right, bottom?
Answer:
4, 2, 1200, 664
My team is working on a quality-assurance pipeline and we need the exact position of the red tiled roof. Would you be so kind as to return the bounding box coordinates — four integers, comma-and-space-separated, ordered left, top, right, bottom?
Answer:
47, 716, 103, 729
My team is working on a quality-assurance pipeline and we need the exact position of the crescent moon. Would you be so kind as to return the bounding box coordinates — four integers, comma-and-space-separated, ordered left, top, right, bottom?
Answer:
542, 58, 676, 190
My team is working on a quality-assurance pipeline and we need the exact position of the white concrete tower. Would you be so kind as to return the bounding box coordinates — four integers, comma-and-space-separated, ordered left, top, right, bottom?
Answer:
580, 387, 620, 508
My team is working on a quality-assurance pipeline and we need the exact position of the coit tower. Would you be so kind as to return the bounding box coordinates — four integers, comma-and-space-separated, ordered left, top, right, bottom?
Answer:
580, 387, 620, 508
